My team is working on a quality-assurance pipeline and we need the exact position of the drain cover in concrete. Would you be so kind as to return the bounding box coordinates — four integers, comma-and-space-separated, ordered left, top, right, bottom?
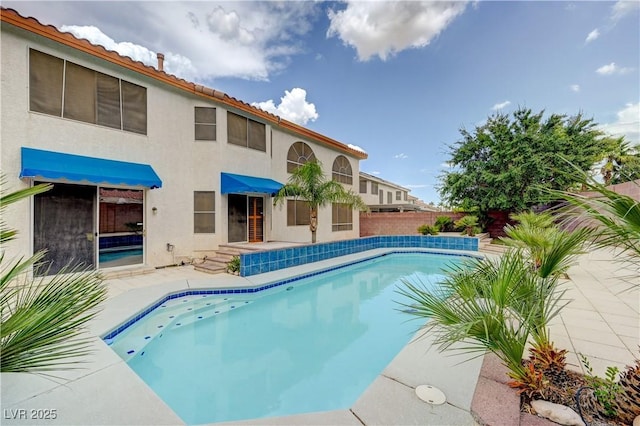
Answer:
415, 385, 446, 405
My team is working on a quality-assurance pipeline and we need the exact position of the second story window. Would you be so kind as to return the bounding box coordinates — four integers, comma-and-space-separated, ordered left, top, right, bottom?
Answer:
332, 155, 353, 184
359, 179, 367, 194
287, 142, 316, 173
396, 191, 401, 200
195, 107, 216, 141
29, 49, 147, 135
371, 182, 379, 195
227, 111, 266, 151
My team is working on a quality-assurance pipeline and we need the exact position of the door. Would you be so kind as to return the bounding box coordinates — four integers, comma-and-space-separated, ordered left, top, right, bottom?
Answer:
34, 183, 95, 275
98, 188, 144, 268
228, 194, 247, 243
248, 196, 264, 242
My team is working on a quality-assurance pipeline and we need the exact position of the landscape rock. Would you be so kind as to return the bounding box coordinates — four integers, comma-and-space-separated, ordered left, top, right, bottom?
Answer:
531, 400, 585, 426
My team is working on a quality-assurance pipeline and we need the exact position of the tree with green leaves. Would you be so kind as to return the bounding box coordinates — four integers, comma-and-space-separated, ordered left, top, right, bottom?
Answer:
600, 137, 640, 185
273, 160, 368, 243
1, 178, 107, 373
439, 108, 607, 218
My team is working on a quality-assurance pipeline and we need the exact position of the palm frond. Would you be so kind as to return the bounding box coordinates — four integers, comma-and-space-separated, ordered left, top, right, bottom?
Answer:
1, 263, 107, 372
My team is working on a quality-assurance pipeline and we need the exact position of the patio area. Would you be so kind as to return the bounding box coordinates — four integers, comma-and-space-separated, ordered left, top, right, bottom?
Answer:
1, 247, 637, 425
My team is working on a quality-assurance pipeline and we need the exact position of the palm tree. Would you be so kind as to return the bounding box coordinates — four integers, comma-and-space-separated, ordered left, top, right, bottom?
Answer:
554, 176, 640, 284
397, 250, 568, 388
500, 210, 589, 277
600, 137, 640, 185
273, 160, 368, 243
1, 178, 107, 373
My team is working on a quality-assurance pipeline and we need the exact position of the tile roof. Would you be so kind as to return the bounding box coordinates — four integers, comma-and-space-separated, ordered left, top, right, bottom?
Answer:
0, 7, 367, 160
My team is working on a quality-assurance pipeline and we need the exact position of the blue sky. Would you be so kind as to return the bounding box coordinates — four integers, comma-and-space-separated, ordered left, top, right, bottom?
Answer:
6, 1, 639, 204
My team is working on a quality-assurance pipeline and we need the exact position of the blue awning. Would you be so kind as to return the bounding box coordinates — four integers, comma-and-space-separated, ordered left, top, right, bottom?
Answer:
221, 172, 283, 195
20, 147, 162, 189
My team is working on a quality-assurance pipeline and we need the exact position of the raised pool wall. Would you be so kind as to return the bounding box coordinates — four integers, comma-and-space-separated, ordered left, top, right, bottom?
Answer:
239, 235, 479, 277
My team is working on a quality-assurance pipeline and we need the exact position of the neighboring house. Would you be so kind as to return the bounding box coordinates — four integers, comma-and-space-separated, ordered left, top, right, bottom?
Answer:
358, 171, 421, 212
0, 8, 367, 274
407, 195, 441, 212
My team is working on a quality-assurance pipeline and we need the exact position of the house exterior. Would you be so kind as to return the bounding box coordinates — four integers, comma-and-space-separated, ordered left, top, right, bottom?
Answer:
358, 171, 420, 212
0, 8, 367, 274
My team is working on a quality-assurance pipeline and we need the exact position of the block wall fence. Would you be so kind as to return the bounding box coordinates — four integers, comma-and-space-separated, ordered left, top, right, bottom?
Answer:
359, 211, 465, 237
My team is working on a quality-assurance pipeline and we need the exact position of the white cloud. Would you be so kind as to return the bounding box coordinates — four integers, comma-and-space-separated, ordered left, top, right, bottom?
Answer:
585, 28, 600, 43
252, 88, 318, 125
598, 103, 640, 144
611, 0, 640, 22
570, 84, 580, 92
405, 184, 429, 189
327, 1, 468, 61
60, 2, 320, 82
596, 62, 633, 75
61, 25, 199, 80
491, 100, 511, 110
394, 153, 409, 159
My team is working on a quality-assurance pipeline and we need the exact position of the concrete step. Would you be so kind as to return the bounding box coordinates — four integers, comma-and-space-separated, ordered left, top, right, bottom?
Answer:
193, 259, 227, 274
218, 244, 261, 253
480, 244, 509, 254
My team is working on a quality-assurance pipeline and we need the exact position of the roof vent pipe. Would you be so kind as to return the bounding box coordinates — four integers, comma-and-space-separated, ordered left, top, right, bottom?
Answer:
157, 53, 165, 71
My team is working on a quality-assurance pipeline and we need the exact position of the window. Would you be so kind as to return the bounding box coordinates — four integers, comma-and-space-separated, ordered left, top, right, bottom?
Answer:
227, 111, 266, 151
194, 191, 215, 233
29, 49, 147, 135
403, 191, 408, 201
359, 179, 367, 194
332, 155, 353, 184
195, 107, 216, 141
379, 189, 384, 204
29, 49, 63, 116
387, 192, 392, 204
332, 203, 353, 231
371, 182, 379, 195
396, 191, 401, 200
287, 142, 316, 173
287, 200, 310, 226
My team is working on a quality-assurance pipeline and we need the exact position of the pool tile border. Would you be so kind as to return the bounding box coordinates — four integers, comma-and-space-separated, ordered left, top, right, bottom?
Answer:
239, 235, 478, 277
102, 248, 480, 341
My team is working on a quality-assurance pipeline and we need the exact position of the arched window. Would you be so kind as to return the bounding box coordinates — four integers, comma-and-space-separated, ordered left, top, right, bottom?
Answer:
287, 142, 316, 173
332, 155, 353, 184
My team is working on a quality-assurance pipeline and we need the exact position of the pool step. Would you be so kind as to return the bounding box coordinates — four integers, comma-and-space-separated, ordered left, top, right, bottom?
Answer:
171, 299, 252, 328
107, 294, 253, 360
194, 244, 261, 274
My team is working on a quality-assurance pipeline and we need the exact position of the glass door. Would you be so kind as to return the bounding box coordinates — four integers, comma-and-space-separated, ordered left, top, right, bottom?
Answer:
98, 188, 143, 268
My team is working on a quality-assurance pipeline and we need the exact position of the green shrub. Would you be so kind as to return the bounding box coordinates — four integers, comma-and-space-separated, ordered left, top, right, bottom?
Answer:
454, 215, 481, 236
435, 216, 454, 232
580, 354, 622, 418
417, 224, 439, 235
227, 256, 240, 273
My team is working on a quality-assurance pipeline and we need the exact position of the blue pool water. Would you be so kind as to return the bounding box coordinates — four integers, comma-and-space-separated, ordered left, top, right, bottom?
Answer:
99, 248, 142, 264
107, 252, 466, 424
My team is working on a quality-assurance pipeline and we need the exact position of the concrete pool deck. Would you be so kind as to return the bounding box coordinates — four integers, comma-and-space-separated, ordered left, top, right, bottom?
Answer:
1, 247, 638, 425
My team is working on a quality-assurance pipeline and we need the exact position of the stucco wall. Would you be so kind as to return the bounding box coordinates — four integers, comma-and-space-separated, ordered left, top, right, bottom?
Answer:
1, 24, 362, 269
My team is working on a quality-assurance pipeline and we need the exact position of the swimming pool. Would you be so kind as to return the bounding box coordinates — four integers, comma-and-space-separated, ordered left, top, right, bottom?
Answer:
106, 252, 468, 424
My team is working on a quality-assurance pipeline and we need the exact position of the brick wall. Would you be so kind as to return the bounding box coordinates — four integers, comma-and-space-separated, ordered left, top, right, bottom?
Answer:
359, 211, 464, 236
607, 179, 640, 201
